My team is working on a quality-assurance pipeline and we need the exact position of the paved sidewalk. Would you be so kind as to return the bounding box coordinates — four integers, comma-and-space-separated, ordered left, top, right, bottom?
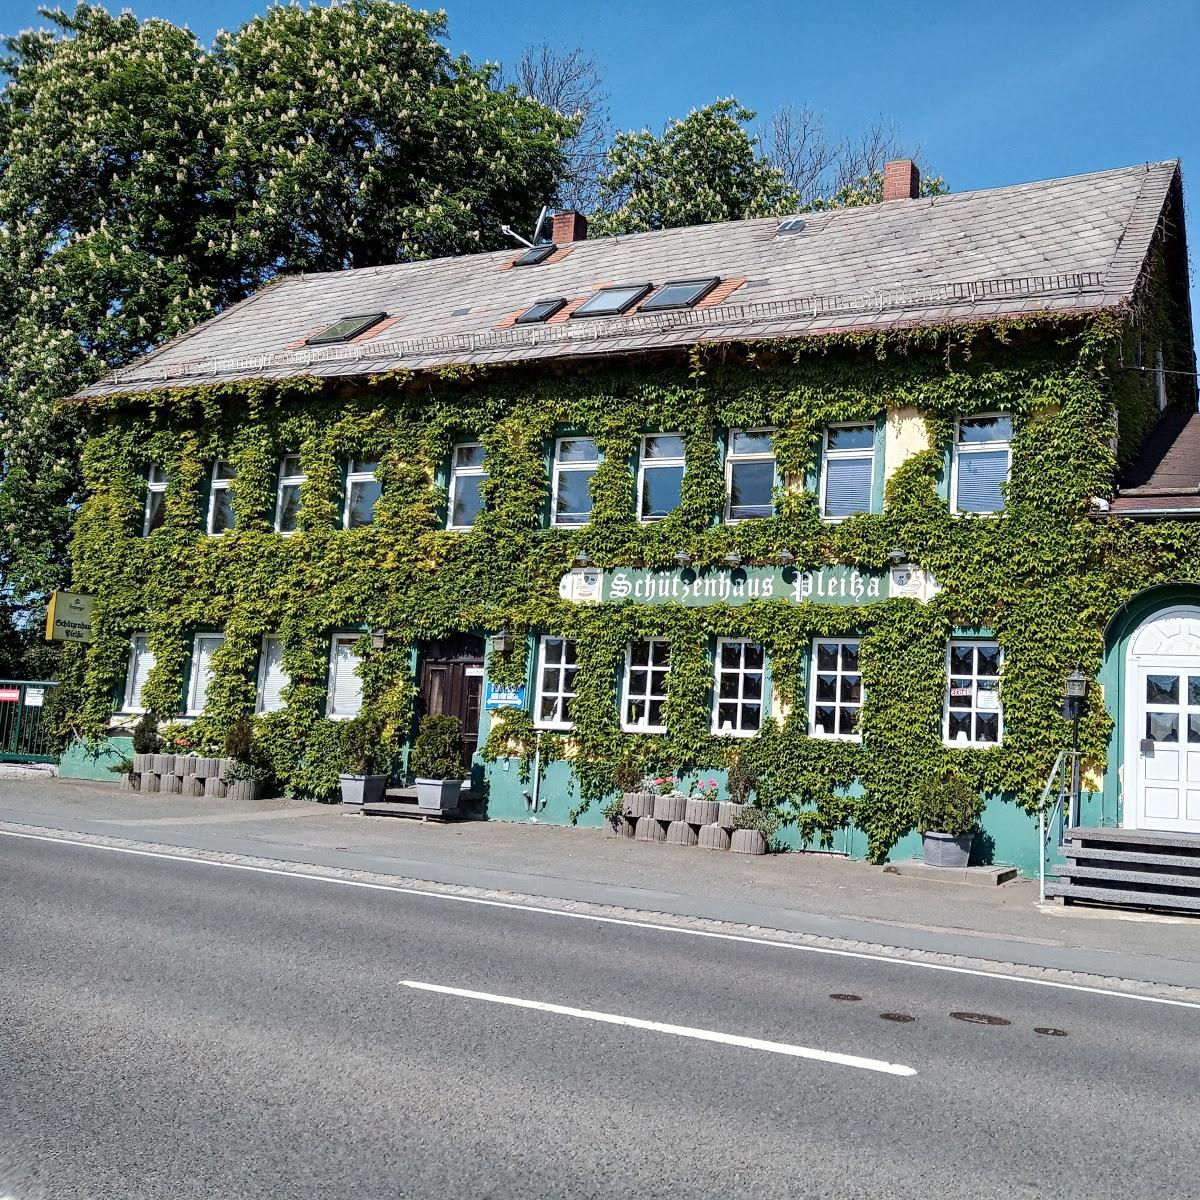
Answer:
2, 775, 1199, 988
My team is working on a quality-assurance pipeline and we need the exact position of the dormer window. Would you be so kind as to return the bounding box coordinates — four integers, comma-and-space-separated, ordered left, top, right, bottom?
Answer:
305, 313, 386, 346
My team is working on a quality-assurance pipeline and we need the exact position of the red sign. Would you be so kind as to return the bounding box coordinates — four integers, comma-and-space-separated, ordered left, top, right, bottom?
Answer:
0, 687, 19, 703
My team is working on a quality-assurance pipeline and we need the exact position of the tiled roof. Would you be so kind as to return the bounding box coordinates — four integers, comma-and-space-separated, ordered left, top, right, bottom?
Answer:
1111, 410, 1200, 516
76, 160, 1181, 399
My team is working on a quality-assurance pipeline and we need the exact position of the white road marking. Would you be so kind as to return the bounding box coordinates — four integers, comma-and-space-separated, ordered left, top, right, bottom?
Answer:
4, 825, 1200, 1011
399, 980, 917, 1076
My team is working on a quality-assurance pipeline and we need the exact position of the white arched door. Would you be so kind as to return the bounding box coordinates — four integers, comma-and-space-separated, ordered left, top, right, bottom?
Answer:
1125, 606, 1200, 833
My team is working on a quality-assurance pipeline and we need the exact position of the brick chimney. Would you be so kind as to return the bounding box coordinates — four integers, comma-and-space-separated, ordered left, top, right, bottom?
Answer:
882, 159, 920, 201
551, 209, 588, 243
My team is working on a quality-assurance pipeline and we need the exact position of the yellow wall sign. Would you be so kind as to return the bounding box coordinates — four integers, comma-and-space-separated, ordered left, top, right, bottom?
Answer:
45, 591, 96, 643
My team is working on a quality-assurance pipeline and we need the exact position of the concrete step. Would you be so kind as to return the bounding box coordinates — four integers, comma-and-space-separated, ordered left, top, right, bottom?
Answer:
1065, 825, 1200, 851
1044, 881, 1200, 912
1053, 863, 1200, 891
1060, 843, 1200, 871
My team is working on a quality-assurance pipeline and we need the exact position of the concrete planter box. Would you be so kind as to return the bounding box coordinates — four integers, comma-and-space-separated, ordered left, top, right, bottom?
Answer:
415, 778, 463, 812
160, 774, 183, 795
718, 801, 748, 829
139, 772, 160, 794
605, 815, 636, 839
181, 775, 205, 797
132, 753, 153, 775
634, 815, 667, 843
339, 774, 387, 806
922, 831, 974, 867
666, 820, 698, 847
653, 793, 687, 823
119, 772, 137, 791
730, 828, 767, 855
698, 823, 731, 851
151, 753, 173, 774
203, 776, 227, 798
194, 757, 221, 780
685, 798, 720, 826
226, 778, 264, 803
177, 756, 199, 776
622, 791, 655, 819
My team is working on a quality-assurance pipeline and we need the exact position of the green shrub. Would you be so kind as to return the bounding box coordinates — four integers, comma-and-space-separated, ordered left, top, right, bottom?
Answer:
338, 716, 385, 776
107, 754, 134, 777
913, 770, 985, 836
601, 795, 626, 821
730, 805, 781, 840
288, 720, 345, 802
410, 715, 467, 780
727, 753, 757, 805
612, 758, 642, 793
131, 714, 160, 755
224, 716, 255, 764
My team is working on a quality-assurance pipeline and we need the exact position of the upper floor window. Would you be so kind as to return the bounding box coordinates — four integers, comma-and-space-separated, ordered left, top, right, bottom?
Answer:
257, 635, 289, 714
638, 434, 685, 522
713, 638, 765, 736
275, 455, 304, 533
552, 437, 600, 527
207, 460, 236, 535
534, 635, 578, 729
345, 460, 381, 528
622, 638, 670, 732
187, 633, 225, 716
821, 423, 874, 520
952, 414, 1012, 514
327, 634, 364, 719
448, 443, 486, 529
944, 639, 1003, 747
726, 429, 775, 521
142, 467, 168, 536
123, 634, 155, 713
810, 637, 862, 741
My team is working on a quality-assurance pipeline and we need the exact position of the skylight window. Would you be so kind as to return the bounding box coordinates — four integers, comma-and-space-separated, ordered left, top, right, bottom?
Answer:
513, 244, 556, 266
516, 298, 566, 325
776, 216, 807, 234
305, 312, 387, 346
639, 277, 720, 312
571, 283, 652, 318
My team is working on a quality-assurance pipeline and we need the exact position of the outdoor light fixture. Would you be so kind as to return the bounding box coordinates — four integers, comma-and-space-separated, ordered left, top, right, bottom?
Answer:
370, 628, 388, 650
674, 550, 693, 568
574, 550, 593, 568
1065, 668, 1089, 700
777, 548, 796, 566
723, 552, 743, 568
886, 547, 908, 565
493, 629, 510, 655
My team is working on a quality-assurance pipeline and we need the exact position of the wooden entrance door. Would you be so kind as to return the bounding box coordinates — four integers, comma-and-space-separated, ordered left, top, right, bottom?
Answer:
419, 635, 485, 767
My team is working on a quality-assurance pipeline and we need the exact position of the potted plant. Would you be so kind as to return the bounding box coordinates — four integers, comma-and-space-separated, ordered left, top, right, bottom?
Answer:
651, 774, 687, 823
616, 759, 655, 821
719, 753, 757, 829
131, 713, 159, 782
913, 769, 985, 867
730, 806, 781, 855
685, 778, 720, 826
338, 716, 388, 806
410, 714, 468, 812
223, 718, 270, 803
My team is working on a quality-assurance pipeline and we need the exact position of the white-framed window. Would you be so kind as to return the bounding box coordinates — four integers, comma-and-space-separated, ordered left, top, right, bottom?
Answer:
810, 638, 863, 741
344, 460, 381, 528
327, 633, 364, 718
275, 454, 304, 533
552, 437, 600, 527
821, 423, 875, 519
534, 635, 578, 729
207, 460, 236, 535
123, 634, 156, 713
622, 638, 670, 732
187, 633, 226, 716
725, 429, 775, 522
638, 433, 685, 522
448, 442, 486, 529
143, 466, 168, 536
951, 414, 1012, 514
713, 638, 765, 736
256, 635, 290, 714
944, 639, 1003, 747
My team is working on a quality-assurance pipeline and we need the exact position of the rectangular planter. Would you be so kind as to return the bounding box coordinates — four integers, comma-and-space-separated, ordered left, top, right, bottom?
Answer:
160, 774, 183, 795
414, 778, 463, 812
339, 774, 387, 805
151, 753, 174, 775
718, 801, 748, 830
181, 775, 205, 797
730, 828, 767, 855
139, 772, 160, 794
194, 757, 221, 780
132, 753, 152, 774
203, 776, 227, 798
653, 793, 687, 823
685, 798, 720, 826
226, 778, 264, 803
622, 791, 655, 819
922, 832, 974, 867
177, 756, 199, 776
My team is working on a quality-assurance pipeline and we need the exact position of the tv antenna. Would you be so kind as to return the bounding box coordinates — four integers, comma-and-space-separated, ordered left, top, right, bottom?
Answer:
502, 205, 553, 248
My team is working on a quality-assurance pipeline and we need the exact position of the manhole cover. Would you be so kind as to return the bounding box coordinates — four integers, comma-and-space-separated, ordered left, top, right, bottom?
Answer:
879, 1012, 915, 1023
829, 993, 861, 1002
950, 1011, 1011, 1026
1034, 1026, 1069, 1037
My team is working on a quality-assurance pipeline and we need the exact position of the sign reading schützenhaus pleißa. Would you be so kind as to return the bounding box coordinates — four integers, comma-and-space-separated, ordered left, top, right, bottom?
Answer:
558, 564, 939, 607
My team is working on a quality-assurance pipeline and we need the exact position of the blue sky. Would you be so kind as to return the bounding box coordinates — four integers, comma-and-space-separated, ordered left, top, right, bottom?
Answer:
3, 0, 1198, 310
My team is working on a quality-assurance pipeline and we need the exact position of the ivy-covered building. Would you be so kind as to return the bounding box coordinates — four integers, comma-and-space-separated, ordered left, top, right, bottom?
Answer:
62, 158, 1197, 877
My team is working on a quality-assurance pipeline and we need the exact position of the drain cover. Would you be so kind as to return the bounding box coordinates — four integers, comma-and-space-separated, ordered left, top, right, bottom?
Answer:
879, 1012, 915, 1023
1034, 1026, 1069, 1037
950, 1011, 1011, 1026
829, 993, 861, 1002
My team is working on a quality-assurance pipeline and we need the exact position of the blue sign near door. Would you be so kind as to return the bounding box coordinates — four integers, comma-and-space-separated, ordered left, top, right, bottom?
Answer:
485, 682, 526, 710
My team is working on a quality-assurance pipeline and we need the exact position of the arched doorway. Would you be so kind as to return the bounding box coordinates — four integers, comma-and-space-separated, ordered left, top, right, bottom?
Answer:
1124, 604, 1200, 833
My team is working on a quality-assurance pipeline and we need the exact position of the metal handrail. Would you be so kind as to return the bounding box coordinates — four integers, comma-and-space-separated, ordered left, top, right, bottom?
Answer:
1038, 749, 1073, 903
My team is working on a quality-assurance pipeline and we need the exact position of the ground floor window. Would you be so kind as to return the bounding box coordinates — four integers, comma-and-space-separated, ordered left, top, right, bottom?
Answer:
713, 638, 765, 735
123, 634, 155, 713
623, 638, 670, 732
944, 639, 1003, 746
810, 638, 862, 740
327, 634, 364, 718
534, 635, 578, 729
187, 633, 226, 715
257, 635, 289, 714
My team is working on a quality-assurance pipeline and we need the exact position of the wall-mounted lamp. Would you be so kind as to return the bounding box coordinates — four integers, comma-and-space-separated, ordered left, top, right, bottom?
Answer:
370, 628, 388, 650
492, 629, 510, 655
574, 550, 593, 568
723, 552, 743, 568
777, 548, 796, 566
1064, 668, 1089, 702
886, 547, 908, 565
674, 550, 693, 568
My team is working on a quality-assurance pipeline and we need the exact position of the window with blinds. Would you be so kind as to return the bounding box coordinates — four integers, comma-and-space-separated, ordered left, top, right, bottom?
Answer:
952, 414, 1011, 514
256, 636, 290, 714
327, 634, 364, 718
123, 635, 156, 712
187, 633, 225, 715
821, 423, 875, 519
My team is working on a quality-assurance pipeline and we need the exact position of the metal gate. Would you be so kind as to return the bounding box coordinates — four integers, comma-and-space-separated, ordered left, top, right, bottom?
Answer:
0, 680, 60, 763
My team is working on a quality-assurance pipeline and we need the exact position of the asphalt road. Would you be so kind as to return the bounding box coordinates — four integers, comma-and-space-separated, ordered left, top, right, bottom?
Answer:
1, 835, 1197, 1199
